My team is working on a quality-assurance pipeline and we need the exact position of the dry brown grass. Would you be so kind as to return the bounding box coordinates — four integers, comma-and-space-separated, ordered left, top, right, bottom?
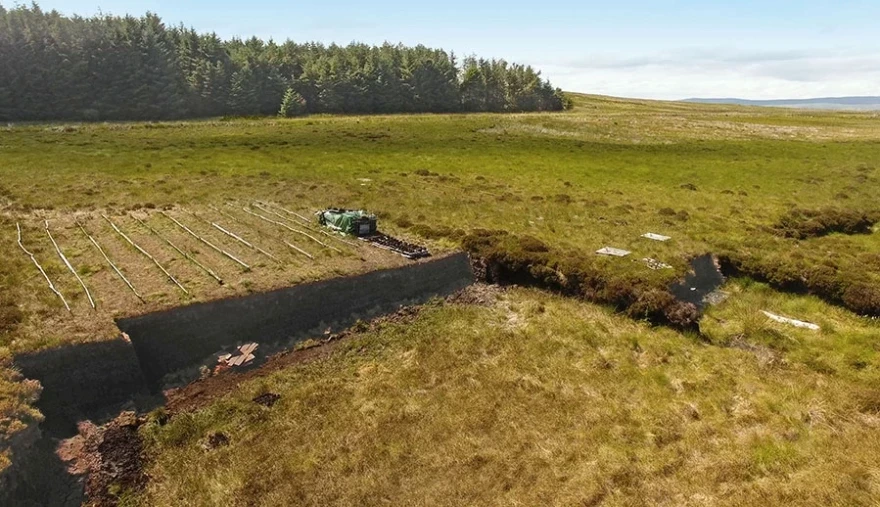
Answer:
0, 355, 42, 472
492, 93, 880, 144
136, 287, 880, 506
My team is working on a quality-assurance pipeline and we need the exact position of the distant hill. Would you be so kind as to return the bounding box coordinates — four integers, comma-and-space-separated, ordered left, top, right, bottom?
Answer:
683, 96, 880, 111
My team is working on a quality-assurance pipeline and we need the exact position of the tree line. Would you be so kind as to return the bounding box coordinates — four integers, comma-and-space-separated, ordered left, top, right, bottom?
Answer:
0, 3, 571, 122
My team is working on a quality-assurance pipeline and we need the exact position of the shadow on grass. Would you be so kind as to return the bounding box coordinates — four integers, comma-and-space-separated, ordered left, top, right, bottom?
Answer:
10, 339, 159, 506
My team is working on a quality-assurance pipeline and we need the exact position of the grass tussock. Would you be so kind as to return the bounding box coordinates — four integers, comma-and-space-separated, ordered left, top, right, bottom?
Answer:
0, 298, 23, 336
458, 229, 699, 328
702, 279, 880, 378
0, 355, 43, 473
720, 252, 880, 316
775, 207, 877, 239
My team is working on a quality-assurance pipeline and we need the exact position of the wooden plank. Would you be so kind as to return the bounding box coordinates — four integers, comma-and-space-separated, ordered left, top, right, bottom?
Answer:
17, 222, 71, 311
762, 311, 820, 331
596, 247, 631, 257
239, 343, 258, 356
46, 220, 96, 309
642, 232, 671, 242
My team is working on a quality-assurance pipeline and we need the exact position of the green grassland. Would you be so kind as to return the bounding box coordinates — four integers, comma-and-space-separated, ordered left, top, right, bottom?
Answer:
1, 94, 880, 502
138, 284, 880, 506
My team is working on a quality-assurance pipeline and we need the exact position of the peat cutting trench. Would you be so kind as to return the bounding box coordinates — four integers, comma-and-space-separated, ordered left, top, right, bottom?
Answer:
6, 251, 726, 505
8, 253, 474, 505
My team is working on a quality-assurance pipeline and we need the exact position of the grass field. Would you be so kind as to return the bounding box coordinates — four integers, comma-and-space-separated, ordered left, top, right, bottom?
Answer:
1, 94, 879, 503
137, 285, 880, 506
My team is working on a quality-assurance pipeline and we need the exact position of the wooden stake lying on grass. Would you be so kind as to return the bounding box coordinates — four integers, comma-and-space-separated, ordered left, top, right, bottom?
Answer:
264, 202, 360, 248
280, 239, 315, 260
250, 204, 341, 252
132, 216, 224, 285
254, 202, 342, 251
268, 203, 312, 224
208, 205, 242, 224
17, 222, 71, 312
187, 208, 279, 263
102, 214, 189, 295
281, 239, 314, 259
77, 221, 145, 303
240, 207, 315, 260
45, 220, 96, 310
211, 204, 313, 260
159, 211, 251, 271
210, 221, 279, 263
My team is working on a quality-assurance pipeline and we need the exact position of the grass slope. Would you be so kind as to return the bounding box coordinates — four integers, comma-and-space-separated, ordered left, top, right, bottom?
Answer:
136, 286, 880, 506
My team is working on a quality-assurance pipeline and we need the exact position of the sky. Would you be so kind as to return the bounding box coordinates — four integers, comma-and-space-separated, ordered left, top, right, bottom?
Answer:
25, 0, 880, 100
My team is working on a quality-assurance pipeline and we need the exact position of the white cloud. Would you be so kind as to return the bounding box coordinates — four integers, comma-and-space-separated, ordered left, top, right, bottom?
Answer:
542, 47, 880, 100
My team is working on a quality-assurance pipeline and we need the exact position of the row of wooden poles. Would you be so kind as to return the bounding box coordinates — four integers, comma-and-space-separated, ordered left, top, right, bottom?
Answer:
15, 203, 358, 312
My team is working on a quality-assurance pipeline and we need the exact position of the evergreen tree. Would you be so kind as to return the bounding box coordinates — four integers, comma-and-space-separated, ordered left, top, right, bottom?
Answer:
228, 67, 259, 115
278, 87, 305, 117
0, 3, 567, 121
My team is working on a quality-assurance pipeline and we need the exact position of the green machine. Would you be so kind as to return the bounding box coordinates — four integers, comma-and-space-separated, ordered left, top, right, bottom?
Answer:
317, 208, 378, 237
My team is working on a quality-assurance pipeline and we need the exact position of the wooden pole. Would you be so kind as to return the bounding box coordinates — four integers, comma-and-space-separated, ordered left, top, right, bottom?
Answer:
102, 215, 189, 295
45, 220, 96, 310
77, 221, 145, 303
210, 204, 312, 260
17, 222, 71, 311
249, 204, 341, 252
263, 202, 360, 248
188, 208, 279, 263
208, 205, 242, 225
159, 211, 250, 271
240, 207, 316, 260
132, 215, 223, 285
281, 239, 315, 260
211, 221, 280, 262
269, 203, 312, 225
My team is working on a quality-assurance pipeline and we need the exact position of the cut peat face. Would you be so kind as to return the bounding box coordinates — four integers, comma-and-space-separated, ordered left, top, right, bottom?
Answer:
117, 253, 474, 390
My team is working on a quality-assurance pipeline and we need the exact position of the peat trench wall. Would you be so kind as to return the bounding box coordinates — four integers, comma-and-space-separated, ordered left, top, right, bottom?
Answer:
15, 252, 475, 433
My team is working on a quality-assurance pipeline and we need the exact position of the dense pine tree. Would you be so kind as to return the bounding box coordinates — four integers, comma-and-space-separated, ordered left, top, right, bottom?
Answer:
0, 3, 569, 122
278, 87, 305, 117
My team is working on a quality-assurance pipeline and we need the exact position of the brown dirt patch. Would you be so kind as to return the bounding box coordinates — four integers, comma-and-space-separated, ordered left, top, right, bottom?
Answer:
252, 393, 281, 407
163, 339, 342, 414
59, 412, 146, 507
446, 283, 506, 306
